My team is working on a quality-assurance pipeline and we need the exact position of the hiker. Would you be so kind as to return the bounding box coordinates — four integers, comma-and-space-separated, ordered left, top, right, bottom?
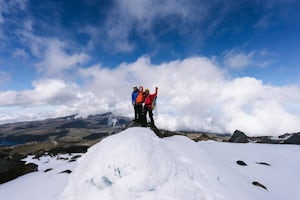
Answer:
143, 87, 158, 127
135, 86, 146, 124
131, 86, 139, 121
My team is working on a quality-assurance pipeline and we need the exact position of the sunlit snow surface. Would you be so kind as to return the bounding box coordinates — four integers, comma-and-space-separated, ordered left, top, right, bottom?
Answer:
1, 127, 300, 200
0, 154, 81, 200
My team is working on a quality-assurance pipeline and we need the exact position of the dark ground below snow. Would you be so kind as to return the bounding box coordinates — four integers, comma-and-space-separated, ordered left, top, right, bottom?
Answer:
0, 113, 231, 156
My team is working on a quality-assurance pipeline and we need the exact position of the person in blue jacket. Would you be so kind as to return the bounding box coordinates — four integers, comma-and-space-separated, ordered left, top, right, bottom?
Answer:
131, 86, 139, 121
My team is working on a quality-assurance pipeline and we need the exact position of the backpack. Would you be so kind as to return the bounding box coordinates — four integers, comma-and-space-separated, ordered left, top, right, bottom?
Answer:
151, 96, 157, 110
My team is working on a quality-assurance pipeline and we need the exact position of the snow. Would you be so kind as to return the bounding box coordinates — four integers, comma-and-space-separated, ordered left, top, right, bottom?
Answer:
0, 154, 81, 200
1, 127, 300, 200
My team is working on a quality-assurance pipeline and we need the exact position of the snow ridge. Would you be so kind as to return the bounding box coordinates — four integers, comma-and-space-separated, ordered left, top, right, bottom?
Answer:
60, 127, 300, 200
60, 127, 216, 200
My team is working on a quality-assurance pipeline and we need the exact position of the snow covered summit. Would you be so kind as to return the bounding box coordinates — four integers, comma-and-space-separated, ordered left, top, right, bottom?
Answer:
60, 127, 300, 200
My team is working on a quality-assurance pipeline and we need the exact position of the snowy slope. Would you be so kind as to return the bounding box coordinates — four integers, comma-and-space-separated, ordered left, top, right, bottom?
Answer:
1, 127, 300, 200
61, 127, 300, 200
0, 154, 81, 200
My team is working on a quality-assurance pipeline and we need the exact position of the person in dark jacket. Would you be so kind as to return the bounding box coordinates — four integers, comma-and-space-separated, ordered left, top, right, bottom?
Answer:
143, 87, 158, 127
131, 86, 139, 121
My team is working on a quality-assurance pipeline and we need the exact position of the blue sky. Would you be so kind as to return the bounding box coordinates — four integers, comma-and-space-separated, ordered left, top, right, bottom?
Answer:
0, 0, 300, 135
0, 0, 299, 90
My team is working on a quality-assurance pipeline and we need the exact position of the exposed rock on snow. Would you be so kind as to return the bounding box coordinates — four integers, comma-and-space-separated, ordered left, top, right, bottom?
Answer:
252, 181, 268, 191
228, 130, 249, 143
283, 134, 300, 145
0, 153, 38, 184
255, 162, 271, 166
228, 130, 300, 145
236, 160, 247, 166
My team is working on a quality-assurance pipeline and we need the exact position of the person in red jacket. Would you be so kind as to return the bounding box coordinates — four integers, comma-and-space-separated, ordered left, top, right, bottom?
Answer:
143, 87, 158, 127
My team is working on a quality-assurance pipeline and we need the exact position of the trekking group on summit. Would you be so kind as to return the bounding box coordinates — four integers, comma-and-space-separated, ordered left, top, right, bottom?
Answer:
131, 86, 158, 127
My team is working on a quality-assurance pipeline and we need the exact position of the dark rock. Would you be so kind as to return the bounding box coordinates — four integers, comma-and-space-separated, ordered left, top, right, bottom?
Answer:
44, 168, 53, 172
69, 155, 82, 162
0, 154, 38, 184
71, 155, 82, 160
33, 149, 47, 159
283, 134, 300, 145
125, 120, 141, 128
236, 160, 247, 166
0, 152, 10, 159
260, 137, 279, 144
228, 130, 249, 143
48, 145, 88, 156
252, 181, 268, 191
150, 126, 164, 138
278, 133, 292, 139
23, 163, 38, 174
11, 153, 26, 160
256, 162, 271, 166
59, 169, 72, 174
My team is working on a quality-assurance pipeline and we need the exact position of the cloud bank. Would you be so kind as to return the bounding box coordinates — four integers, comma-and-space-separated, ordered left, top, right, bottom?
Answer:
1, 56, 300, 136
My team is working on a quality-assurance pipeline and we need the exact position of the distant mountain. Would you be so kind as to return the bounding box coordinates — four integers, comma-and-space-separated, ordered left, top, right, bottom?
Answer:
228, 130, 300, 145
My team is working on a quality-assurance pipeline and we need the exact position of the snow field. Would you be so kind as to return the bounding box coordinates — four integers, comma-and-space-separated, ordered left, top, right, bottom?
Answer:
1, 127, 300, 200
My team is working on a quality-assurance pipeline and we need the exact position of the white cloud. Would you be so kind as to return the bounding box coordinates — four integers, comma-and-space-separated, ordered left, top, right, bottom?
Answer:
36, 39, 89, 75
1, 56, 300, 136
0, 79, 78, 106
69, 56, 300, 136
18, 30, 89, 76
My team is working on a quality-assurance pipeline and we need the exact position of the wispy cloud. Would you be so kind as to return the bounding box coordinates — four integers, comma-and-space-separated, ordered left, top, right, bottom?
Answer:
222, 48, 276, 70
0, 0, 27, 24
0, 71, 10, 86
223, 49, 256, 70
12, 48, 28, 59
83, 0, 233, 54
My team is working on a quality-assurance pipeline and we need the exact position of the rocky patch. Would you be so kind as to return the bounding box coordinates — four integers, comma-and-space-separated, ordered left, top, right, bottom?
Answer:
60, 169, 72, 174
0, 153, 38, 184
283, 134, 300, 145
228, 130, 300, 145
252, 181, 268, 191
236, 160, 247, 166
44, 168, 53, 172
256, 162, 271, 166
228, 130, 249, 143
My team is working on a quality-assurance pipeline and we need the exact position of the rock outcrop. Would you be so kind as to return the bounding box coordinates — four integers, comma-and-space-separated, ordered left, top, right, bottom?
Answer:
283, 134, 300, 145
228, 130, 300, 145
228, 130, 249, 143
0, 153, 38, 184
